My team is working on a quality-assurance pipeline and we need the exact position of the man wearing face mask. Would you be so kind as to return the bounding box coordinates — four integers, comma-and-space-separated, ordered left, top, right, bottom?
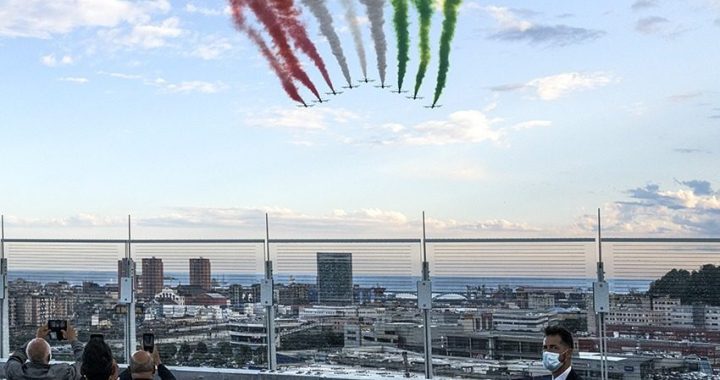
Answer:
542, 325, 581, 380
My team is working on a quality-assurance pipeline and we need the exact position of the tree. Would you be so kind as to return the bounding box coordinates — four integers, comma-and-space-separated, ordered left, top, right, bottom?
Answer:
649, 268, 691, 299
196, 341, 208, 354
218, 341, 233, 357
649, 265, 720, 306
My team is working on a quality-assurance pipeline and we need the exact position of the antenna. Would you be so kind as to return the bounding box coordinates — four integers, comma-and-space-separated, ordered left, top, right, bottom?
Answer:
265, 213, 270, 263
422, 211, 428, 264
262, 212, 276, 370
597, 208, 603, 271
419, 211, 433, 379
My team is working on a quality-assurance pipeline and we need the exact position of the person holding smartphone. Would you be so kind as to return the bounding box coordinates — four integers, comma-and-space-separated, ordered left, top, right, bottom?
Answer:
119, 338, 175, 380
5, 321, 84, 380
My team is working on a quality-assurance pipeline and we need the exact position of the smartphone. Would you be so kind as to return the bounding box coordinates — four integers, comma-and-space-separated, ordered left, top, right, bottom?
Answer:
90, 333, 104, 342
48, 320, 67, 340
142, 333, 154, 353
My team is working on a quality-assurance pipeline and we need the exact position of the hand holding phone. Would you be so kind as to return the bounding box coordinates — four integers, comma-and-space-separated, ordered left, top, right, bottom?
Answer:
142, 333, 154, 353
47, 320, 67, 340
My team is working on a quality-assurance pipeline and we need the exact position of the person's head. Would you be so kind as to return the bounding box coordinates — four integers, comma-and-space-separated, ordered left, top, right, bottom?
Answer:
543, 325, 574, 374
26, 338, 52, 364
81, 338, 117, 380
129, 350, 156, 379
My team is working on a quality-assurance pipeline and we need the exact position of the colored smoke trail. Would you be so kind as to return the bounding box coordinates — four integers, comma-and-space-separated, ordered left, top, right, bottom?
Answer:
230, 0, 306, 105
412, 0, 432, 99
301, 0, 353, 87
432, 0, 462, 106
341, 0, 368, 80
360, 0, 388, 86
269, 0, 335, 93
245, 0, 321, 101
390, 0, 410, 92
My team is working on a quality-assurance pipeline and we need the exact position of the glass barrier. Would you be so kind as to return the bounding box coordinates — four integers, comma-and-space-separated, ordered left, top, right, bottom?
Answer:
130, 241, 264, 369
271, 240, 422, 376
5, 241, 126, 363
0, 237, 718, 379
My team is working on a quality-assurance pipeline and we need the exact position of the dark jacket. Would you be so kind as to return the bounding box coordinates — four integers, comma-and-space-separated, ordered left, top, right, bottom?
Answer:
566, 367, 582, 380
4, 339, 84, 380
118, 364, 176, 380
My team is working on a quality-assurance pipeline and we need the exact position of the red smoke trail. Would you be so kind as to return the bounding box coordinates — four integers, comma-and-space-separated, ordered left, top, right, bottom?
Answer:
230, 0, 306, 105
269, 0, 335, 93
243, 0, 322, 101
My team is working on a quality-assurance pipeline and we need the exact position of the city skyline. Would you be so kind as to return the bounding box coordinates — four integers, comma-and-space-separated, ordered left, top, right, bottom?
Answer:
0, 1, 718, 238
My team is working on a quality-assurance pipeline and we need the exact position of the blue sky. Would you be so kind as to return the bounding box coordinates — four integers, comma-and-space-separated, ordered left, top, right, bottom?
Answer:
0, 0, 718, 238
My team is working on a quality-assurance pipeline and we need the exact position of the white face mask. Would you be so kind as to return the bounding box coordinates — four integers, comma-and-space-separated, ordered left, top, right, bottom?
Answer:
542, 350, 567, 372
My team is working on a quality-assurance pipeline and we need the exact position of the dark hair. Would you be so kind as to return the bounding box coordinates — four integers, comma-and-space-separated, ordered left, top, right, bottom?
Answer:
544, 325, 574, 348
81, 339, 114, 380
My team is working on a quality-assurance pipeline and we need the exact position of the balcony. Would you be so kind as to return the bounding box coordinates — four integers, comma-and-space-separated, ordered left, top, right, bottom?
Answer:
1, 233, 719, 380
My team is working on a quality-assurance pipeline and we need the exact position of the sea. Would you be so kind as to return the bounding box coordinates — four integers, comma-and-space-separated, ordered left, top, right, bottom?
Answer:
8, 270, 653, 294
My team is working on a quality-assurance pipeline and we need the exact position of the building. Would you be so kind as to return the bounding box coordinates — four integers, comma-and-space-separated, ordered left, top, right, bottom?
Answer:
189, 257, 211, 290
141, 257, 164, 297
316, 252, 353, 305
117, 258, 136, 286
488, 310, 557, 332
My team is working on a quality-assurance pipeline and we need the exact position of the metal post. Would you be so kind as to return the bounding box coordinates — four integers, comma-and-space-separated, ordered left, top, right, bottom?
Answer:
594, 209, 608, 380
125, 215, 137, 363
263, 214, 277, 370
419, 212, 433, 379
0, 215, 9, 357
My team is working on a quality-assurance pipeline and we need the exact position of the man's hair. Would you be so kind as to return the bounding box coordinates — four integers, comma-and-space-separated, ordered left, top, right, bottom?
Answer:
544, 325, 574, 348
81, 339, 114, 380
26, 338, 51, 363
130, 351, 155, 374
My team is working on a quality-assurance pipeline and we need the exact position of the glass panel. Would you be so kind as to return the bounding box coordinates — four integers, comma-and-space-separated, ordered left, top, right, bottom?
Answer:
6, 242, 126, 363
272, 240, 421, 376
130, 242, 264, 368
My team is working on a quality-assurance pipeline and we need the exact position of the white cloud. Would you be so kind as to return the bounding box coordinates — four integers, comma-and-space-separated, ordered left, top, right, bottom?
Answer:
40, 54, 73, 67
486, 6, 533, 31
159, 80, 226, 94
58, 76, 89, 84
494, 72, 616, 101
191, 37, 233, 60
185, 3, 223, 16
105, 72, 142, 80
100, 71, 226, 94
396, 111, 504, 145
0, 0, 171, 38
246, 108, 361, 130
572, 181, 720, 236
116, 17, 183, 49
511, 120, 552, 130
528, 72, 615, 100
368, 110, 551, 146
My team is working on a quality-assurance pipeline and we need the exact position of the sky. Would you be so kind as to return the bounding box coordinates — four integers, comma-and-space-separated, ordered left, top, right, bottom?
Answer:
0, 0, 719, 239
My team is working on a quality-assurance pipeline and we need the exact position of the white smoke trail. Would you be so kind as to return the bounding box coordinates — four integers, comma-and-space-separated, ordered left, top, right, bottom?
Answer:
300, 0, 353, 86
341, 0, 368, 80
360, 0, 387, 85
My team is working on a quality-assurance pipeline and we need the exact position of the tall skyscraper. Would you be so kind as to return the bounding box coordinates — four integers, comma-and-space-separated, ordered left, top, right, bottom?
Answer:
316, 252, 353, 305
117, 258, 136, 286
189, 257, 212, 290
142, 257, 164, 297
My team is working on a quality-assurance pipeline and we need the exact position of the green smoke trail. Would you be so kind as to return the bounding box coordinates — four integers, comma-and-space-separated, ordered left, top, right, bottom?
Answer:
432, 0, 462, 106
390, 0, 409, 92
412, 0, 433, 99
